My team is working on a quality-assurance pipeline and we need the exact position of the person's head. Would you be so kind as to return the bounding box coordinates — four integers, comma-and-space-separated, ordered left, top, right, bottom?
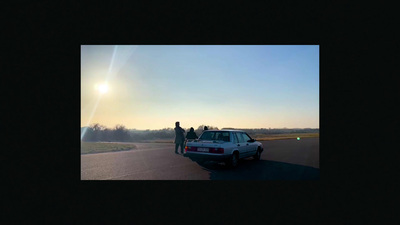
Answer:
175, 121, 180, 127
190, 127, 194, 132
204, 126, 208, 130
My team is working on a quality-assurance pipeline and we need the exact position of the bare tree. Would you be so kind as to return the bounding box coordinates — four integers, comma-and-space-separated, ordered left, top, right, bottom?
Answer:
89, 123, 107, 141
114, 124, 129, 141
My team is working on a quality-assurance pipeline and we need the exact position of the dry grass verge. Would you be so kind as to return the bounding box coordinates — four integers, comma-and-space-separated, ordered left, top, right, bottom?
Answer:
81, 142, 137, 154
254, 132, 319, 141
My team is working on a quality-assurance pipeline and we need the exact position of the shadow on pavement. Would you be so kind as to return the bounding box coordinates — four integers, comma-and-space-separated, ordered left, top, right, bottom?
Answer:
187, 157, 320, 180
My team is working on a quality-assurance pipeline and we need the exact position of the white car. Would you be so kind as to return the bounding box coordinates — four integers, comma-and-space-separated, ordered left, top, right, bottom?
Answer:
184, 130, 264, 167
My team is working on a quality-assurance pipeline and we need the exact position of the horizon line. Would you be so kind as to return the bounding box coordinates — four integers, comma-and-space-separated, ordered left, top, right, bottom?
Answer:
80, 126, 319, 130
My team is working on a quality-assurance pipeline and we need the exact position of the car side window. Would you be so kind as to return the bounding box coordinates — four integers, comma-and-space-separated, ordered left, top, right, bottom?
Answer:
232, 132, 238, 143
242, 133, 251, 142
235, 132, 245, 143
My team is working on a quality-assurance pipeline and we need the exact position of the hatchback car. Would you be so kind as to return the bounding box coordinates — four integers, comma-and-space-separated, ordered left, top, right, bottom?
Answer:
184, 130, 264, 167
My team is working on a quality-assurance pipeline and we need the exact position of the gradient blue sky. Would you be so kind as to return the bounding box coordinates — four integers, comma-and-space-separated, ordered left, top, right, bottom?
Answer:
81, 45, 319, 130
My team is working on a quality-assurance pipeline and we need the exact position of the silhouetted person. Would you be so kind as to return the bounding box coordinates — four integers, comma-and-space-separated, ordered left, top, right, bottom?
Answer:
174, 121, 185, 154
203, 126, 208, 131
185, 127, 198, 143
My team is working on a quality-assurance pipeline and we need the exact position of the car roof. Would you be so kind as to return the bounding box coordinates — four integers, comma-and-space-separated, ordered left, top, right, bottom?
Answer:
204, 129, 245, 132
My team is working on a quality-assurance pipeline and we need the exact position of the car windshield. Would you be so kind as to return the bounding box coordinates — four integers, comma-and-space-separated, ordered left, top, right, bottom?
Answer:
199, 131, 230, 142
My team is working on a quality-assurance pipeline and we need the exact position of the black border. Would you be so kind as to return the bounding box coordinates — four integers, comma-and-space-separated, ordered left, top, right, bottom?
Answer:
6, 1, 386, 224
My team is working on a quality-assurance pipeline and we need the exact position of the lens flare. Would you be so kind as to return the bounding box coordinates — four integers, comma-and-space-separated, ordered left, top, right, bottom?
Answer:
97, 83, 109, 94
81, 45, 138, 141
82, 46, 118, 141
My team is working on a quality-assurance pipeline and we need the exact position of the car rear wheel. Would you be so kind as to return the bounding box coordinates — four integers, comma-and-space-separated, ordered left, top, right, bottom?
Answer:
226, 152, 239, 168
253, 148, 261, 160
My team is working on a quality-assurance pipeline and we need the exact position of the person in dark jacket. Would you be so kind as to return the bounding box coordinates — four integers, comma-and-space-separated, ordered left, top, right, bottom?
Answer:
174, 121, 185, 154
185, 127, 198, 143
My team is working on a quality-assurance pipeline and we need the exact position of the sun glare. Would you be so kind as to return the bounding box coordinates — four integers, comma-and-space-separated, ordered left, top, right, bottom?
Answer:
96, 83, 109, 94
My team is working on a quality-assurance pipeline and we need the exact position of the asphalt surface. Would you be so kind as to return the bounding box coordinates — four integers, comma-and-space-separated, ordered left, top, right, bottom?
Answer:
81, 138, 319, 180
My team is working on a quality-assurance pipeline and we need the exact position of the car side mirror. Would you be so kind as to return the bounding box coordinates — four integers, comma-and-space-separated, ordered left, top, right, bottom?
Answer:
247, 139, 255, 143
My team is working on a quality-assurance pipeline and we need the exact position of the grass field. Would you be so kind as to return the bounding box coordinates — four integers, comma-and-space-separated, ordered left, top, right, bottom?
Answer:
81, 142, 137, 154
253, 132, 319, 141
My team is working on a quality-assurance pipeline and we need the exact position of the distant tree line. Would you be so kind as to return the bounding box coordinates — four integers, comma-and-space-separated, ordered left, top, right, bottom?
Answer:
81, 123, 318, 142
81, 124, 131, 142
223, 127, 320, 136
81, 123, 220, 142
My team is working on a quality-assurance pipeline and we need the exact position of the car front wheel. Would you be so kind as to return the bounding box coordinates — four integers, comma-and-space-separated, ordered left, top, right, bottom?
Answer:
253, 148, 261, 160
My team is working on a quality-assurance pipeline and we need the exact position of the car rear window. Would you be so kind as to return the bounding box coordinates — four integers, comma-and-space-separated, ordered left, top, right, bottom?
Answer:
199, 131, 230, 142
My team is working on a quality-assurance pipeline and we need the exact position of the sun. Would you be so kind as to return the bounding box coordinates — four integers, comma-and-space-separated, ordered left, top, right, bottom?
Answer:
96, 83, 109, 94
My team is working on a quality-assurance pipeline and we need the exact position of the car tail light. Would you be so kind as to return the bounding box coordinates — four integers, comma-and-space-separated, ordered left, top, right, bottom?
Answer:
209, 148, 224, 154
185, 146, 197, 152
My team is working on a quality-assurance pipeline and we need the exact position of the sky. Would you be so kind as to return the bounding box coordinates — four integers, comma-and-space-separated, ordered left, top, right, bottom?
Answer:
81, 45, 319, 130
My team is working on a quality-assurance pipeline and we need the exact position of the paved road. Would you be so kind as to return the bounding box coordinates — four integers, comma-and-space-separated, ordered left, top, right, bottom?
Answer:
81, 138, 319, 180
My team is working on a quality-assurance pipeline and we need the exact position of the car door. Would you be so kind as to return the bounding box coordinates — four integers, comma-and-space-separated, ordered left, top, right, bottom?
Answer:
243, 132, 258, 156
234, 132, 250, 157
238, 132, 253, 157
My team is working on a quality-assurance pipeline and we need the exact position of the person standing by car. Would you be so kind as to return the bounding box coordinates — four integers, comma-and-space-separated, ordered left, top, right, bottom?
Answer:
198, 126, 208, 136
174, 121, 185, 154
185, 127, 198, 144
